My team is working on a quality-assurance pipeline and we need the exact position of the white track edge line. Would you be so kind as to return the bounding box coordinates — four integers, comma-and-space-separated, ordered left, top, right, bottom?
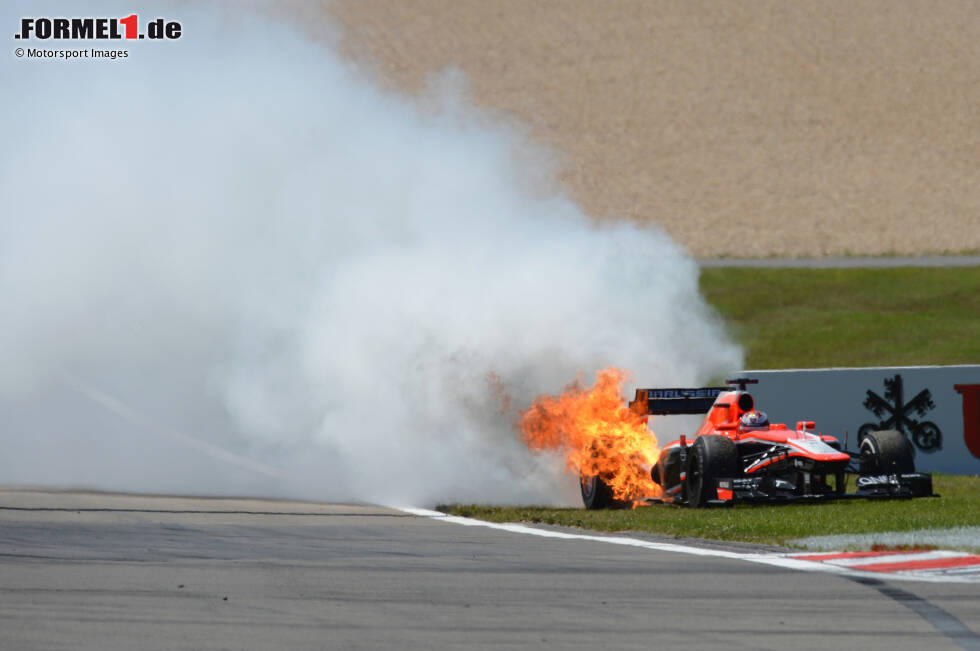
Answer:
397, 507, 977, 584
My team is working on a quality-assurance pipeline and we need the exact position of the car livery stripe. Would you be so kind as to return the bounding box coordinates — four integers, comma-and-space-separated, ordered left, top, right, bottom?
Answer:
744, 452, 797, 473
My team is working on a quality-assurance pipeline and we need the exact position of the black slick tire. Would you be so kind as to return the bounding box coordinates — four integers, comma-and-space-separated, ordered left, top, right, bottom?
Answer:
860, 430, 915, 474
580, 474, 630, 510
655, 448, 683, 492
685, 435, 739, 508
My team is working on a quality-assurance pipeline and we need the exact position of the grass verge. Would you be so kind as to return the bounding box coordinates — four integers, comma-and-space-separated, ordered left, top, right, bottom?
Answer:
438, 474, 980, 551
699, 267, 980, 369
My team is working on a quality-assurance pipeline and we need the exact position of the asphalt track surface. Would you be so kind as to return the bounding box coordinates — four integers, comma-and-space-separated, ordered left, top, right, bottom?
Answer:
1, 489, 978, 651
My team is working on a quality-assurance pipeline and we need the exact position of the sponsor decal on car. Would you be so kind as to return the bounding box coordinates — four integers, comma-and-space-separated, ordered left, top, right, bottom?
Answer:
856, 474, 897, 488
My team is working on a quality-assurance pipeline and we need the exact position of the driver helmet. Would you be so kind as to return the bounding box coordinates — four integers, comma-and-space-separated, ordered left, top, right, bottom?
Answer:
740, 411, 769, 428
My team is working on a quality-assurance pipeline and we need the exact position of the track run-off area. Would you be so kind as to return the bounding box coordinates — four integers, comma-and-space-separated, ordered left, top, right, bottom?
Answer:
404, 508, 980, 585
1, 489, 978, 651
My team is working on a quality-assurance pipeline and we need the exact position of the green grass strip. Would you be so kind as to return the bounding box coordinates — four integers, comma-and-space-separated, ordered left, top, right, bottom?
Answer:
699, 267, 980, 369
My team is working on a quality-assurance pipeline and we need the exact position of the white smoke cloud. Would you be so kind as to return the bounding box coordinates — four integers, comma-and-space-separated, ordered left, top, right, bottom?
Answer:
0, 1, 742, 506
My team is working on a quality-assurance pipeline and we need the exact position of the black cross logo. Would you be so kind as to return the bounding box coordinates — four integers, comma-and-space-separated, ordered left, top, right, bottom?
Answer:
859, 374, 942, 452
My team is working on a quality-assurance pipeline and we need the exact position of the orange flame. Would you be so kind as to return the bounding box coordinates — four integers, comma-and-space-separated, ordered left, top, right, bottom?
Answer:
520, 367, 661, 501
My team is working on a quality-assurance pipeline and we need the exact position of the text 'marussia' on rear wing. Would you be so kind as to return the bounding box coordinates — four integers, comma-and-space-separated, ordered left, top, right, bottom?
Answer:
629, 387, 727, 416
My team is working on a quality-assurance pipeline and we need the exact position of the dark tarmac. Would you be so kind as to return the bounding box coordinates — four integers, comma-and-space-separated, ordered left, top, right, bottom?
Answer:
1, 488, 977, 650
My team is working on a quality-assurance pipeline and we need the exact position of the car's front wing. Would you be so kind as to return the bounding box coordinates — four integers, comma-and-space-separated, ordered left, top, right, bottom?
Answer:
646, 472, 936, 507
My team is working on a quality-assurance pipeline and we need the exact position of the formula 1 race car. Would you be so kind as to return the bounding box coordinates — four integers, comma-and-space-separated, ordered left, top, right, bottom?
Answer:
580, 378, 935, 508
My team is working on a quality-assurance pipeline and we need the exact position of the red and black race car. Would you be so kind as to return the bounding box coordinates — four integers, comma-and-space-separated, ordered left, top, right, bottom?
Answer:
580, 378, 935, 509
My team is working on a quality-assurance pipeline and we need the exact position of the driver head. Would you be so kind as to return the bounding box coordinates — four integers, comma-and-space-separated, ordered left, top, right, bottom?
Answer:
740, 411, 769, 428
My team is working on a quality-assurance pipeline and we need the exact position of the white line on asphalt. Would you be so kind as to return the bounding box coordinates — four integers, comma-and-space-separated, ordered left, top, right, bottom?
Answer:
399, 507, 980, 584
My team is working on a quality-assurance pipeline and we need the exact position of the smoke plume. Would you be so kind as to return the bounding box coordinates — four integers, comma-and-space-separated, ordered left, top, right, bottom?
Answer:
0, 1, 742, 506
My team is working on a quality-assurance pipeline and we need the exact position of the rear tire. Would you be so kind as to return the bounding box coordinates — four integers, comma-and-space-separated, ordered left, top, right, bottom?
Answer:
860, 430, 914, 474
655, 448, 683, 492
685, 436, 739, 507
580, 474, 630, 510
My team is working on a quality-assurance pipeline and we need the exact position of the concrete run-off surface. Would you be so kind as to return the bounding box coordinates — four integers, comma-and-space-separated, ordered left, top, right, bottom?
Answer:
1, 488, 978, 650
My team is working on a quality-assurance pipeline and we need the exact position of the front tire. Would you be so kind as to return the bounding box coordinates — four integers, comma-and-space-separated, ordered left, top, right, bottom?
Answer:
685, 436, 739, 507
860, 430, 915, 474
580, 474, 630, 510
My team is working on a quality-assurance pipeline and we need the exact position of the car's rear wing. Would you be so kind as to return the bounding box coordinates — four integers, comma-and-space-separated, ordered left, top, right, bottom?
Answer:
629, 387, 728, 416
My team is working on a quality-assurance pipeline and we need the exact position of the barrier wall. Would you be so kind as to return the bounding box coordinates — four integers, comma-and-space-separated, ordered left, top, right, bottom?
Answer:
741, 365, 980, 475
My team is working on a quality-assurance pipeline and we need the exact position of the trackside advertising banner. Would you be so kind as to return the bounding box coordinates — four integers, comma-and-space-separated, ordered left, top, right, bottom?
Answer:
741, 365, 980, 475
